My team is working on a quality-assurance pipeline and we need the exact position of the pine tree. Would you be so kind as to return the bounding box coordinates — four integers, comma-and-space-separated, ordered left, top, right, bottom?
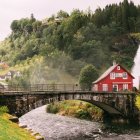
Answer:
122, 0, 130, 32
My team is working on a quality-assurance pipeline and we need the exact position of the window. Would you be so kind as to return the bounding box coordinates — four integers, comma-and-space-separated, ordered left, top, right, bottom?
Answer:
117, 66, 120, 70
115, 73, 122, 78
110, 72, 115, 79
123, 72, 127, 79
115, 73, 119, 77
113, 84, 118, 92
123, 84, 128, 90
102, 84, 108, 91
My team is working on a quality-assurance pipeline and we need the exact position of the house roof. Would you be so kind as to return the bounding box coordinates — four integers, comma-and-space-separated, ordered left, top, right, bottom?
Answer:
93, 64, 134, 84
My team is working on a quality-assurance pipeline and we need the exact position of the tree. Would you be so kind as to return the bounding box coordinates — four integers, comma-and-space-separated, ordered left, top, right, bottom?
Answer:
25, 23, 33, 34
79, 64, 98, 90
10, 20, 19, 32
57, 10, 69, 19
122, 0, 130, 31
30, 13, 36, 22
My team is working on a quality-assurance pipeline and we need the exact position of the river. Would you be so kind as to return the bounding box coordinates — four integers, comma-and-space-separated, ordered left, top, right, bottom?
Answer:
19, 105, 140, 140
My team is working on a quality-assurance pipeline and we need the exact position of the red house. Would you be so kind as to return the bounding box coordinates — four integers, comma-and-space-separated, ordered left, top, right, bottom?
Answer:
92, 62, 134, 92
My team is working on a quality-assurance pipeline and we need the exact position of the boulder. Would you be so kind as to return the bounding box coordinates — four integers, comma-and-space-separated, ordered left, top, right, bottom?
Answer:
35, 135, 44, 140
31, 132, 39, 136
9, 116, 19, 123
19, 124, 27, 128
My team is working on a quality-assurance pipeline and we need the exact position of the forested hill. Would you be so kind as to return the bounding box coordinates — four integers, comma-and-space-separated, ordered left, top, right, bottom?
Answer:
0, 0, 140, 84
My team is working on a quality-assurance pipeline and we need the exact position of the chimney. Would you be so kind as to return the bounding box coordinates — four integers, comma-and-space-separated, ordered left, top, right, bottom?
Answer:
113, 60, 116, 66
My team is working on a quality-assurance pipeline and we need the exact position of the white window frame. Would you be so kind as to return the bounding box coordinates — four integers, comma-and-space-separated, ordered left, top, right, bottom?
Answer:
123, 72, 128, 79
102, 84, 108, 92
110, 72, 115, 79
123, 84, 128, 90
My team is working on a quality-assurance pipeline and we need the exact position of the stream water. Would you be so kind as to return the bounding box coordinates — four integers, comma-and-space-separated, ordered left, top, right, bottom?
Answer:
19, 105, 140, 140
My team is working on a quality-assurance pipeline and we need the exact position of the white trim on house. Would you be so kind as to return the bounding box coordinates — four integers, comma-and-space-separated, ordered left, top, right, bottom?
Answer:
113, 82, 131, 84
123, 84, 128, 90
102, 84, 108, 91
110, 72, 115, 79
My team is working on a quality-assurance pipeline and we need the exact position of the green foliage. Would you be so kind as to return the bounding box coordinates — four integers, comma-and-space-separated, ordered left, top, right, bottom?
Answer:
79, 64, 98, 90
47, 104, 59, 114
0, 0, 139, 83
0, 106, 9, 115
10, 20, 19, 32
136, 95, 140, 110
0, 114, 35, 140
57, 10, 69, 19
46, 100, 103, 121
75, 109, 92, 120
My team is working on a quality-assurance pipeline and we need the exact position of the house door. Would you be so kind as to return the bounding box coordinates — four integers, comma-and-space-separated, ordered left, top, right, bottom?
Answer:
113, 84, 118, 92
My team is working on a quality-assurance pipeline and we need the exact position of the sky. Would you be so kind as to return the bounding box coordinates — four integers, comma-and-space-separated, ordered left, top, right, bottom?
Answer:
0, 0, 140, 41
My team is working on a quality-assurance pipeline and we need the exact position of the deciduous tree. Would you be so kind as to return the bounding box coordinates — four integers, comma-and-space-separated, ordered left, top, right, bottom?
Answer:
79, 64, 98, 90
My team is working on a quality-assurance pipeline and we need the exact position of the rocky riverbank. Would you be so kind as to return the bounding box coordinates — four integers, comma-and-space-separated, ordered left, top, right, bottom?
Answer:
19, 105, 102, 140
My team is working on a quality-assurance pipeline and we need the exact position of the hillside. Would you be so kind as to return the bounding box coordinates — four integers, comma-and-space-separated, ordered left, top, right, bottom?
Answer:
0, 0, 139, 85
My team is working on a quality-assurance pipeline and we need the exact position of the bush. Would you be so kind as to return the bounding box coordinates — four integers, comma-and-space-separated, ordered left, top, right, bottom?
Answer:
46, 104, 59, 114
0, 106, 9, 115
136, 95, 140, 110
46, 100, 103, 121
75, 109, 92, 120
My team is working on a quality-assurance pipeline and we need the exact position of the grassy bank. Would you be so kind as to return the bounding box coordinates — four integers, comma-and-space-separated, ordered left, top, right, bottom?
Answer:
47, 100, 103, 121
0, 113, 35, 140
136, 94, 140, 110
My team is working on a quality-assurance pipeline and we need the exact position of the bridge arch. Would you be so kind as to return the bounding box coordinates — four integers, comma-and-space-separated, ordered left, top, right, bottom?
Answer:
20, 93, 133, 118
81, 100, 122, 115
30, 98, 123, 115
0, 89, 136, 120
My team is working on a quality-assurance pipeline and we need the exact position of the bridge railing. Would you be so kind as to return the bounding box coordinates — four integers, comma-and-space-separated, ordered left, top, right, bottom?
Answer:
0, 84, 136, 94
30, 84, 82, 92
0, 84, 82, 92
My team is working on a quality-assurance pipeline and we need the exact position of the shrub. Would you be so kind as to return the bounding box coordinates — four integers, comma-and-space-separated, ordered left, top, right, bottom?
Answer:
46, 100, 103, 121
0, 106, 9, 115
136, 95, 140, 110
75, 109, 92, 120
46, 104, 59, 114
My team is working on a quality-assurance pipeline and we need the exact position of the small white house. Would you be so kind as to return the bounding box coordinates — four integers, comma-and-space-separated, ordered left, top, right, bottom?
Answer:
0, 70, 21, 81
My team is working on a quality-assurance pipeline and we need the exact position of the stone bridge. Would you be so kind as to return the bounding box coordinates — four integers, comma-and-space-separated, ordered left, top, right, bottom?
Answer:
0, 84, 138, 123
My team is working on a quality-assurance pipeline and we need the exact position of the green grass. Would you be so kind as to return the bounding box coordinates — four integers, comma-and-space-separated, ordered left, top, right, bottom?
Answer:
136, 94, 140, 110
130, 33, 140, 40
47, 100, 103, 121
0, 113, 35, 140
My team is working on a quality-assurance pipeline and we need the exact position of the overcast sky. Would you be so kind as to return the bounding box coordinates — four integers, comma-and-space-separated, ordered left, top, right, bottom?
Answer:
0, 0, 140, 41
